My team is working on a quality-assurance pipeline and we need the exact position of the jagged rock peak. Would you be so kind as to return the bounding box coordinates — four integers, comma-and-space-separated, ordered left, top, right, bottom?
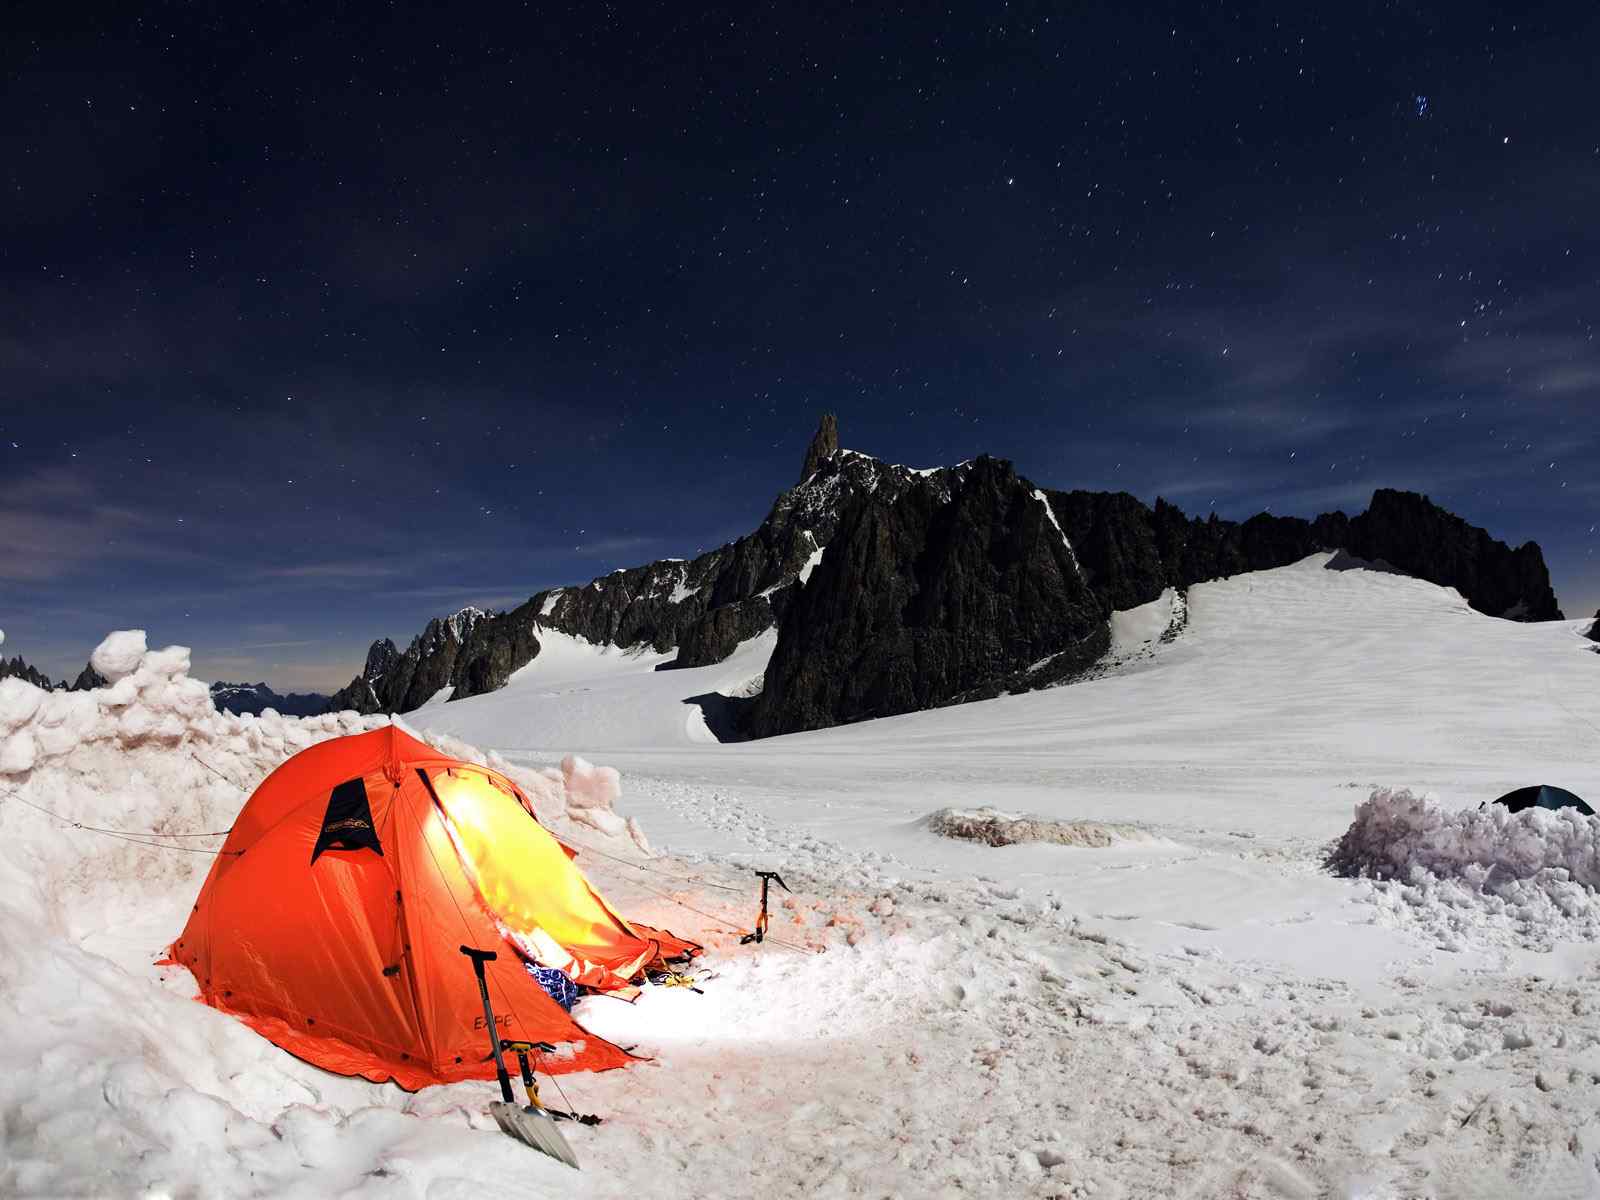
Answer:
1348, 489, 1562, 621
800, 412, 840, 482
1587, 610, 1599, 643
209, 680, 331, 717
0, 655, 56, 690
69, 663, 108, 691
443, 606, 488, 639
362, 639, 400, 679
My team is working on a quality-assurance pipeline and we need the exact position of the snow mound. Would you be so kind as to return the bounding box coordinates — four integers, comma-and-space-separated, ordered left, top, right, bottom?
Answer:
1329, 788, 1600, 952
0, 628, 652, 944
926, 806, 1156, 848
89, 628, 151, 682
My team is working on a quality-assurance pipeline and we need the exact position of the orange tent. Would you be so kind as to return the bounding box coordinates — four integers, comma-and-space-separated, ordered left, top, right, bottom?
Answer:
170, 725, 697, 1089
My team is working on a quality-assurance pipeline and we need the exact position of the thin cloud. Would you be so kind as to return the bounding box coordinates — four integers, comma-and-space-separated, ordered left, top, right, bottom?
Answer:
255, 562, 407, 581
204, 639, 324, 652
0, 467, 172, 582
571, 535, 659, 557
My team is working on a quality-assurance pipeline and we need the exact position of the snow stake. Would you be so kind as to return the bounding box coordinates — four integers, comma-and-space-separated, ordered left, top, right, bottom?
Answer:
459, 945, 581, 1169
739, 870, 790, 945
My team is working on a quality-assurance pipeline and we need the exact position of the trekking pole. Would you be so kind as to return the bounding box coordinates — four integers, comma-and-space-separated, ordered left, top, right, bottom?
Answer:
459, 945, 514, 1104
739, 870, 790, 945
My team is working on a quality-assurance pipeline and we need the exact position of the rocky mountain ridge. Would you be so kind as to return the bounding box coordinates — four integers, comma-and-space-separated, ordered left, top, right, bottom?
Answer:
208, 681, 332, 718
327, 430, 935, 714
0, 655, 57, 690
331, 417, 1568, 736
0, 655, 114, 694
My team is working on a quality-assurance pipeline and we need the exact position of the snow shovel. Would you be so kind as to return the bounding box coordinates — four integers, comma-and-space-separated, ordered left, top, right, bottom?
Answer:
459, 945, 581, 1169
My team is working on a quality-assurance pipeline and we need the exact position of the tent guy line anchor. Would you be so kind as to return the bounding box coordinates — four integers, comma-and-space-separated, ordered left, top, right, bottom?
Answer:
740, 870, 790, 945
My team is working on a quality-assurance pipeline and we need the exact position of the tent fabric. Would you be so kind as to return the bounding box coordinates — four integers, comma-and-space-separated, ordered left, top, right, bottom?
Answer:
1490, 784, 1596, 817
170, 725, 697, 1089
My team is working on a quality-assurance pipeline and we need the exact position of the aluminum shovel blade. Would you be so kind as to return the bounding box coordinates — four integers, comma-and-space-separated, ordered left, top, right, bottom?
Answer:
489, 1100, 580, 1169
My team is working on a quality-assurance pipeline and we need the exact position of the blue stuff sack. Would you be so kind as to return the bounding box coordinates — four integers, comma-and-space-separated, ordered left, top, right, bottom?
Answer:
527, 963, 579, 1010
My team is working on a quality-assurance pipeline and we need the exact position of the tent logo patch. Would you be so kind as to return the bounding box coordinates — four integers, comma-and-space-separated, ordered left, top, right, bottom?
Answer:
311, 778, 383, 863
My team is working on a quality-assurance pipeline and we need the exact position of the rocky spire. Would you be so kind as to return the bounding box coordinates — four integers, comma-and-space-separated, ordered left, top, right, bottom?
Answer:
799, 412, 839, 482
0, 655, 56, 690
68, 663, 107, 691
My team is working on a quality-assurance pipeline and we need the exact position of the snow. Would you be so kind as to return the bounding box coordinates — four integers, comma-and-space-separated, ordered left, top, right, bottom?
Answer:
407, 553, 1600, 1191
540, 589, 563, 616
1330, 787, 1600, 952
1106, 586, 1179, 655
9, 556, 1600, 1195
666, 565, 697, 604
758, 532, 823, 598
1086, 585, 1188, 680
559, 754, 627, 836
796, 531, 824, 585
90, 628, 149, 681
1031, 487, 1082, 574
416, 626, 779, 753
1331, 786, 1600, 889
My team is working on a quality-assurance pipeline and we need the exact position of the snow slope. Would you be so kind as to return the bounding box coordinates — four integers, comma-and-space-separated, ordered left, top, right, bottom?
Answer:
7, 556, 1600, 1197
412, 555, 1600, 989
408, 626, 777, 752
411, 553, 1600, 1193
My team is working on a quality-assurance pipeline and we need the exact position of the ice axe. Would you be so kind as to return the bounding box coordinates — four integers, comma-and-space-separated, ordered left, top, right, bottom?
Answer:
459, 945, 580, 1169
739, 870, 790, 945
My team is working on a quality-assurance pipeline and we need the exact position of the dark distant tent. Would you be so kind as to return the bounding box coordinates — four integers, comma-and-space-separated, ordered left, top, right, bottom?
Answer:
1489, 785, 1595, 817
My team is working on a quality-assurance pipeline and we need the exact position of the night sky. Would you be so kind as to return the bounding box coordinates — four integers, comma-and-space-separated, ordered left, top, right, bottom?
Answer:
3, 4, 1596, 692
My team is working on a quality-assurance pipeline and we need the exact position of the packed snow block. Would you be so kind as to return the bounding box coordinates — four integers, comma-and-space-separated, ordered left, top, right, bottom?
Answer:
927, 806, 1154, 848
90, 630, 149, 682
1329, 788, 1600, 890
141, 645, 192, 679
561, 754, 621, 811
561, 754, 627, 835
0, 677, 46, 735
0, 728, 37, 774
